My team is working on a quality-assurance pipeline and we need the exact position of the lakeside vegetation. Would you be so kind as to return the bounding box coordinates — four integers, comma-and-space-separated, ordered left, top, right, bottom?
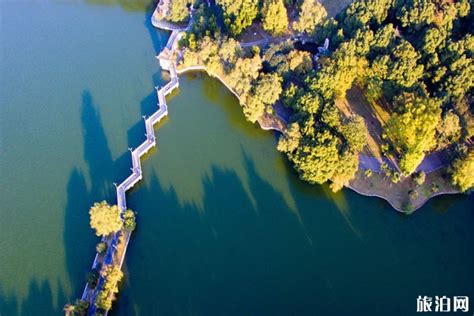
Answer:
169, 0, 473, 201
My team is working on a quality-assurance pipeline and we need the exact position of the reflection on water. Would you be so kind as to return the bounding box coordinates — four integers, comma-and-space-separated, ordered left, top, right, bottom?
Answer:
146, 75, 299, 217
0, 0, 163, 313
116, 72, 474, 315
1, 0, 473, 315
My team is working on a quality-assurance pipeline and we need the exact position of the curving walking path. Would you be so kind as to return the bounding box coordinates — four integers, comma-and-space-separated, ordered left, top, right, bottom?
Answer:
80, 7, 187, 314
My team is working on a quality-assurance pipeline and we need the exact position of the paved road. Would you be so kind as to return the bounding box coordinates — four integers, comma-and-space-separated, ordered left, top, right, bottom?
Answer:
272, 103, 447, 174
359, 151, 447, 173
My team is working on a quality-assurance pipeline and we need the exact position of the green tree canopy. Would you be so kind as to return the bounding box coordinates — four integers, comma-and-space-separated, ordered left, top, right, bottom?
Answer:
384, 93, 442, 174
329, 150, 359, 192
289, 130, 341, 184
262, 0, 289, 35
95, 265, 124, 311
89, 201, 123, 237
243, 73, 282, 122
167, 0, 190, 22
277, 122, 302, 153
386, 40, 424, 88
449, 149, 474, 192
217, 0, 258, 36
123, 210, 136, 232
341, 115, 368, 152
293, 0, 327, 34
436, 110, 461, 149
287, 50, 313, 74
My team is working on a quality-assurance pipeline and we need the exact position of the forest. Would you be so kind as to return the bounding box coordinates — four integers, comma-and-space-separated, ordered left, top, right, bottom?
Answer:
169, 0, 473, 193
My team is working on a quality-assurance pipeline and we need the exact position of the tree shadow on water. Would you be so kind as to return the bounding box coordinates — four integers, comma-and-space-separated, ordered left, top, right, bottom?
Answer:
1, 90, 124, 315
111, 148, 333, 315
62, 90, 140, 308
0, 279, 66, 315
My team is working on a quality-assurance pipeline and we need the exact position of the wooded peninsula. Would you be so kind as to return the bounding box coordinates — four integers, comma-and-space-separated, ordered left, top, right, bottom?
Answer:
162, 0, 473, 212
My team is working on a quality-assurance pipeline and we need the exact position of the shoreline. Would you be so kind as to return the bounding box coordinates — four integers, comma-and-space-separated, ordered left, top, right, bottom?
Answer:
151, 2, 463, 217
177, 65, 286, 132
347, 180, 460, 214
176, 65, 462, 214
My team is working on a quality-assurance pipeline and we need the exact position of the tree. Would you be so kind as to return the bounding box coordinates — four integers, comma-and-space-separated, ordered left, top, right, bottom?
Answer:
438, 35, 474, 101
384, 93, 442, 174
243, 73, 282, 122
310, 41, 367, 99
217, 0, 258, 36
86, 268, 100, 288
64, 299, 88, 316
396, 0, 459, 30
96, 241, 107, 254
218, 38, 241, 66
341, 115, 368, 152
168, 0, 190, 23
123, 210, 136, 232
293, 0, 327, 34
422, 27, 447, 54
277, 122, 302, 153
396, 0, 437, 30
342, 0, 393, 36
287, 50, 313, 74
436, 111, 461, 149
412, 171, 426, 186
449, 149, 474, 192
95, 290, 112, 311
89, 201, 123, 237
101, 265, 123, 294
264, 41, 293, 76
95, 265, 124, 311
329, 150, 359, 192
386, 40, 424, 88
262, 0, 289, 35
372, 23, 396, 52
289, 130, 341, 184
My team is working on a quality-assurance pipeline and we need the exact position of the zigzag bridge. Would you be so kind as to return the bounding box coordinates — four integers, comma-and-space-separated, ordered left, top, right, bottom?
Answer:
80, 4, 188, 314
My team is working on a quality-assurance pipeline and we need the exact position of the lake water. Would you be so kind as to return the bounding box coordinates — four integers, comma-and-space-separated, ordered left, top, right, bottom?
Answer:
1, 1, 473, 315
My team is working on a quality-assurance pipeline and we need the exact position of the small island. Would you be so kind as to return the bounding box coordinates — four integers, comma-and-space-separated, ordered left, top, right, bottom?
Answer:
157, 0, 473, 212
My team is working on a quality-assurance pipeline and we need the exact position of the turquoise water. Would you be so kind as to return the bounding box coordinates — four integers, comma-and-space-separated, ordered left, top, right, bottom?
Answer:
0, 2, 473, 316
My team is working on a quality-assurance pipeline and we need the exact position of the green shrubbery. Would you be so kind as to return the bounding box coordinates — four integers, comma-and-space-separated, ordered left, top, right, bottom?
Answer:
94, 265, 123, 311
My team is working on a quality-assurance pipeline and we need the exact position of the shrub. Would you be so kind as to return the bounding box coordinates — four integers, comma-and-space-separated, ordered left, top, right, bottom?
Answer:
401, 201, 413, 214
96, 242, 107, 254
391, 172, 401, 183
123, 210, 136, 232
95, 290, 112, 311
408, 189, 419, 200
431, 182, 439, 193
75, 300, 89, 315
86, 269, 100, 289
412, 171, 426, 186
449, 149, 474, 192
252, 45, 260, 57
